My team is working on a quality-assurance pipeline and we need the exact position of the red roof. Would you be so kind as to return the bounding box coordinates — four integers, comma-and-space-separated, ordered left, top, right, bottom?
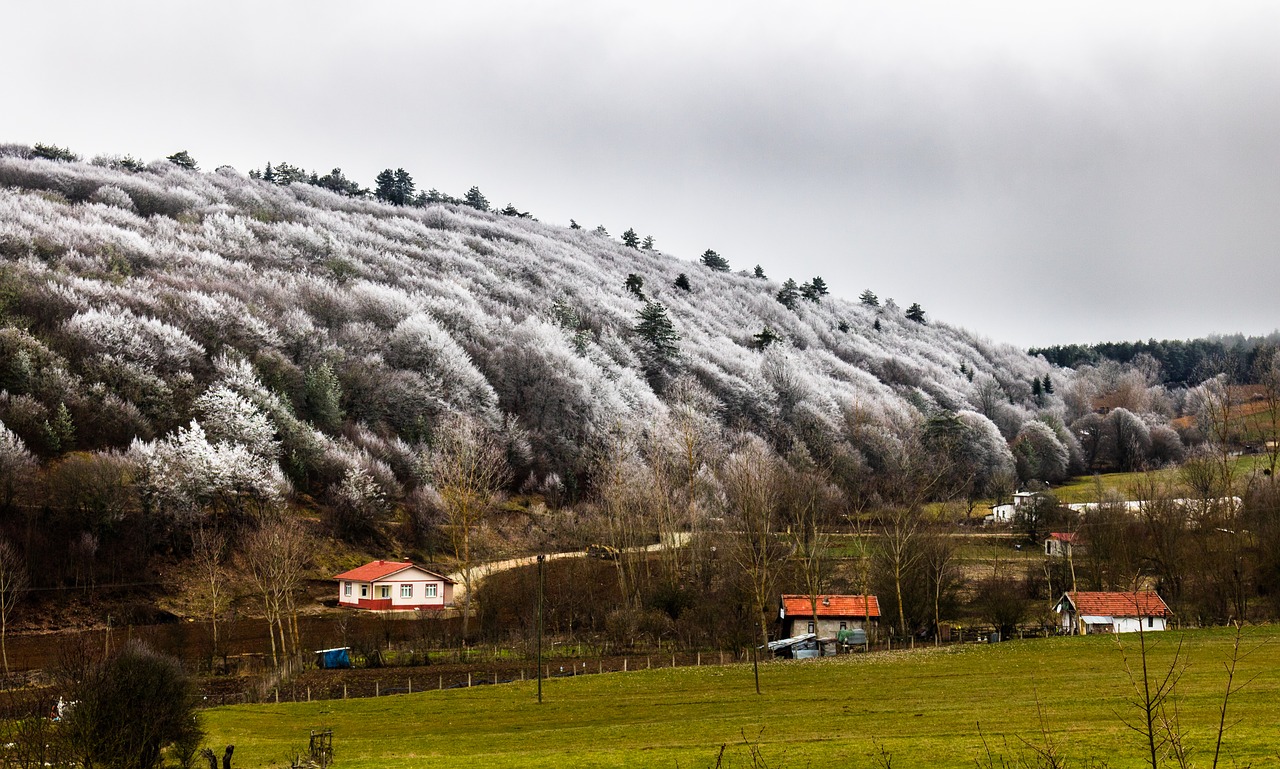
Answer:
781, 594, 880, 619
333, 560, 417, 582
1065, 591, 1170, 617
1048, 532, 1079, 543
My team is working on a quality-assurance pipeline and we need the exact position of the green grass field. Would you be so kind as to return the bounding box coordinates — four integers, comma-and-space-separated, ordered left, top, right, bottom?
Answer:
203, 627, 1280, 768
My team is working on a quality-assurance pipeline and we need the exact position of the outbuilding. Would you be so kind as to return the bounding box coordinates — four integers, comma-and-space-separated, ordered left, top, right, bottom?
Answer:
333, 560, 455, 611
1054, 591, 1170, 634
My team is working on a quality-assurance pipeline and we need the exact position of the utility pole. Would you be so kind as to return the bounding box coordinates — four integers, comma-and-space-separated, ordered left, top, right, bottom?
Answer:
536, 554, 545, 704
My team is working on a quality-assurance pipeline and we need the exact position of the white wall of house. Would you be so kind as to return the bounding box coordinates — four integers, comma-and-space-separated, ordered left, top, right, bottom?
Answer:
786, 617, 875, 637
1062, 612, 1166, 634
336, 565, 454, 608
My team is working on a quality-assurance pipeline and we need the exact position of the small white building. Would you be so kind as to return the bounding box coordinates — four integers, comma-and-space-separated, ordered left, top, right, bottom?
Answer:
333, 560, 455, 611
1054, 591, 1170, 635
1044, 532, 1078, 558
987, 491, 1041, 524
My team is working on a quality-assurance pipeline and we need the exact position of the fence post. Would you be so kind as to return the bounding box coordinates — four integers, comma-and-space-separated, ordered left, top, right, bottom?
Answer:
467, 672, 472, 688
343, 684, 347, 700
275, 689, 279, 704
375, 682, 379, 697
720, 651, 724, 665
439, 675, 443, 690
697, 652, 701, 666
647, 656, 651, 669
409, 678, 412, 694
307, 687, 311, 702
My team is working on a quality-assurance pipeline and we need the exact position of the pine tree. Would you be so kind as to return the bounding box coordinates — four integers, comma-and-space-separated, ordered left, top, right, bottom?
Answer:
166, 150, 197, 170
624, 273, 646, 299
674, 273, 691, 291
752, 326, 781, 350
315, 168, 364, 197
873, 318, 882, 332
463, 186, 490, 211
753, 265, 766, 279
837, 320, 850, 333
776, 279, 800, 310
635, 302, 679, 364
569, 219, 582, 230
393, 169, 416, 205
701, 249, 730, 272
801, 276, 829, 302
859, 289, 879, 307
642, 235, 656, 250
594, 225, 609, 237
1032, 377, 1043, 398
1042, 374, 1054, 394
263, 162, 276, 183
906, 303, 927, 324
374, 169, 397, 203
622, 228, 640, 249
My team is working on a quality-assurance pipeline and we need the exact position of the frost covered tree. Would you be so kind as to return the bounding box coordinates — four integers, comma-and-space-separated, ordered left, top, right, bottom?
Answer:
1012, 420, 1070, 484
0, 422, 34, 513
859, 289, 879, 307
906, 303, 927, 324
621, 228, 640, 249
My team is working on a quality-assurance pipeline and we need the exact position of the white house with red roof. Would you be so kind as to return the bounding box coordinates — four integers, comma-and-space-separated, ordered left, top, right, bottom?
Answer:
1054, 591, 1170, 634
333, 560, 455, 611
1044, 532, 1079, 558
779, 594, 880, 637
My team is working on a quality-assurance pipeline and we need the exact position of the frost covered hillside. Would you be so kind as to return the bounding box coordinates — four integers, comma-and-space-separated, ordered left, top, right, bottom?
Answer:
0, 148, 1064, 516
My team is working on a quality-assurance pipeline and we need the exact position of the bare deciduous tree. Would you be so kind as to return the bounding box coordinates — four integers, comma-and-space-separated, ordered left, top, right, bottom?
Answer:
719, 435, 786, 694
190, 524, 230, 664
241, 519, 308, 667
0, 538, 28, 675
425, 415, 511, 640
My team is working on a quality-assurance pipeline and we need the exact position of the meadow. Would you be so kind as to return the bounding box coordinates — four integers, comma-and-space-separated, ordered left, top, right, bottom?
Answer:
203, 626, 1280, 768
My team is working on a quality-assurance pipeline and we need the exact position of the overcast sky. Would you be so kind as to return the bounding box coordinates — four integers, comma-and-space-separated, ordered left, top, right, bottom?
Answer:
5, 1, 1278, 348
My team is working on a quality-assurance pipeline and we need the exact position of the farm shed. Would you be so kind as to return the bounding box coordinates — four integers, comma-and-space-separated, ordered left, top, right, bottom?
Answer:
1044, 532, 1078, 558
1054, 591, 1170, 635
333, 560, 455, 611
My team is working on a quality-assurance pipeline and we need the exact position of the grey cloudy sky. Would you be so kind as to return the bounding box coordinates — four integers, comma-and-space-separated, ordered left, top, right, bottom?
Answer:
5, 1, 1278, 348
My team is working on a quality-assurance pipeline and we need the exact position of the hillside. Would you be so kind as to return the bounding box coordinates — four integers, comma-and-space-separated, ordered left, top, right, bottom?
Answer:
0, 148, 1056, 508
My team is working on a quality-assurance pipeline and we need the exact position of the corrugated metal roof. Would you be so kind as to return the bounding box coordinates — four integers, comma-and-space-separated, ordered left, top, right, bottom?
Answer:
781, 594, 880, 619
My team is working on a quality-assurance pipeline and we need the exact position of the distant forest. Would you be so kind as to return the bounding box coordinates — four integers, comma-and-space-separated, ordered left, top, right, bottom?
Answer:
1031, 332, 1280, 386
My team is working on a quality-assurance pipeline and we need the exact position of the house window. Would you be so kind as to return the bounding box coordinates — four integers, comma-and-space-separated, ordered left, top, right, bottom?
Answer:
343, 582, 352, 597
360, 584, 368, 598
1148, 616, 1154, 628
839, 622, 847, 630
807, 621, 815, 634
401, 584, 413, 599
378, 585, 391, 599
425, 584, 438, 598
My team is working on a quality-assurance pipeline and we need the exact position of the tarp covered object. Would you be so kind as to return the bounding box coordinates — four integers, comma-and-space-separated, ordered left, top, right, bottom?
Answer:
315, 647, 352, 669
